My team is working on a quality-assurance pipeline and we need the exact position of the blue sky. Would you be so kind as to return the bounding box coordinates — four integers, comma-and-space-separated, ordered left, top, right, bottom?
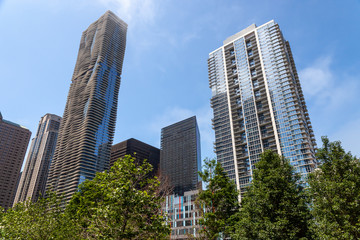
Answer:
1, 0, 360, 167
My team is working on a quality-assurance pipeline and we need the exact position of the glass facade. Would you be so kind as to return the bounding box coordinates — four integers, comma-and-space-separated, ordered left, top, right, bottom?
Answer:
208, 20, 316, 196
160, 116, 201, 196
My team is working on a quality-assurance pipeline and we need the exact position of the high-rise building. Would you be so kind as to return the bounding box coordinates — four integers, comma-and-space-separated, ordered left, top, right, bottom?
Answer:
46, 11, 127, 203
13, 114, 61, 204
0, 112, 31, 209
160, 116, 201, 196
110, 138, 160, 176
208, 20, 316, 196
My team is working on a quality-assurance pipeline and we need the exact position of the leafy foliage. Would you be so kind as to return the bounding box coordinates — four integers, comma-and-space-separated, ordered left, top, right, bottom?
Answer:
0, 192, 79, 240
308, 136, 360, 240
67, 154, 170, 239
197, 158, 239, 239
232, 150, 311, 240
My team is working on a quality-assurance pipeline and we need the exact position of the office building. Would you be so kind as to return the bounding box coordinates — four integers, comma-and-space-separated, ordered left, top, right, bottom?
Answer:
160, 116, 201, 196
163, 190, 201, 239
14, 114, 61, 204
208, 20, 316, 196
0, 112, 31, 209
46, 11, 127, 203
110, 138, 160, 176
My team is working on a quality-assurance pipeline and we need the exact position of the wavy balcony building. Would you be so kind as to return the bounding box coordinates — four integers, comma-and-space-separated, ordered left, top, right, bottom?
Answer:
208, 21, 316, 197
46, 11, 127, 203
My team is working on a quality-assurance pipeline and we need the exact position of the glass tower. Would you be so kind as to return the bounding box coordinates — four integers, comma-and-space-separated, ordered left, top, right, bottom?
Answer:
208, 21, 316, 196
46, 11, 127, 203
14, 114, 61, 204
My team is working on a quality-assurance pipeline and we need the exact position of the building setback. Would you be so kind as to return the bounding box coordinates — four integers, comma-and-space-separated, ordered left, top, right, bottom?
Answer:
0, 112, 31, 209
14, 114, 61, 204
160, 116, 201, 196
110, 138, 160, 176
46, 11, 127, 203
208, 20, 316, 197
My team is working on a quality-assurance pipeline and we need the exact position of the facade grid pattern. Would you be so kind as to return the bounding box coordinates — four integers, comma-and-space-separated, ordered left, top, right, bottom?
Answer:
208, 21, 316, 196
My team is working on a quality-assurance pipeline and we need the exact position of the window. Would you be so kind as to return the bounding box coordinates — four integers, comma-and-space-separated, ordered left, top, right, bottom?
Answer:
248, 49, 253, 56
234, 78, 239, 85
236, 98, 241, 105
251, 69, 257, 76
246, 40, 251, 48
232, 68, 237, 74
254, 90, 260, 98
231, 59, 236, 65
249, 59, 255, 67
230, 50, 235, 55
252, 79, 259, 88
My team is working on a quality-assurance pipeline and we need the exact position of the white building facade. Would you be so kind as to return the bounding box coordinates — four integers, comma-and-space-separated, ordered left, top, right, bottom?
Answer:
208, 21, 316, 196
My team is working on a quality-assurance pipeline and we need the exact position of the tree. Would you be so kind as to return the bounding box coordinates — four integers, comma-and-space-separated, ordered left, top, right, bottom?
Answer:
196, 158, 240, 239
66, 155, 170, 239
308, 136, 360, 239
0, 192, 79, 240
232, 150, 311, 240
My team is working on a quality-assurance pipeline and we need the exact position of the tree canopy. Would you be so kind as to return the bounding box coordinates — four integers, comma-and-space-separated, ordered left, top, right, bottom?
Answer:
197, 158, 239, 239
1, 155, 170, 240
0, 192, 78, 240
308, 136, 360, 240
67, 155, 170, 239
232, 150, 311, 240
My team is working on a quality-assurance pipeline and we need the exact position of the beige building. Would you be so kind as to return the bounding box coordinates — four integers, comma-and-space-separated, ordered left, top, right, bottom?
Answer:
46, 11, 127, 203
0, 112, 31, 209
13, 114, 61, 205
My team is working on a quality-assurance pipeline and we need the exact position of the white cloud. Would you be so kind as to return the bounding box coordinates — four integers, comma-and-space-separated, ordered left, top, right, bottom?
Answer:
299, 56, 360, 110
299, 56, 333, 96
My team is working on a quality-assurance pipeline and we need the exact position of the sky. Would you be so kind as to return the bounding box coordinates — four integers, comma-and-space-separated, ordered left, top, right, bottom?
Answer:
1, 0, 360, 169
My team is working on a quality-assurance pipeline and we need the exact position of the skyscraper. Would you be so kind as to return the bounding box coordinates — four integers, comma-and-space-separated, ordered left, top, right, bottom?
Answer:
160, 116, 201, 196
14, 114, 61, 204
208, 20, 316, 196
110, 138, 160, 176
46, 11, 127, 202
0, 112, 31, 209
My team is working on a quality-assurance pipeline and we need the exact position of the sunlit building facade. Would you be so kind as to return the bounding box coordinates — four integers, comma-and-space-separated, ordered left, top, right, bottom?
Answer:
14, 114, 61, 204
208, 20, 316, 196
46, 11, 127, 203
0, 112, 31, 209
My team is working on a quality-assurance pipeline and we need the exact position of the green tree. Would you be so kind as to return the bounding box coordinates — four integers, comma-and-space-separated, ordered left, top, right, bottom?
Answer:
197, 158, 239, 239
308, 136, 360, 239
66, 155, 170, 239
0, 192, 79, 240
232, 150, 311, 240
